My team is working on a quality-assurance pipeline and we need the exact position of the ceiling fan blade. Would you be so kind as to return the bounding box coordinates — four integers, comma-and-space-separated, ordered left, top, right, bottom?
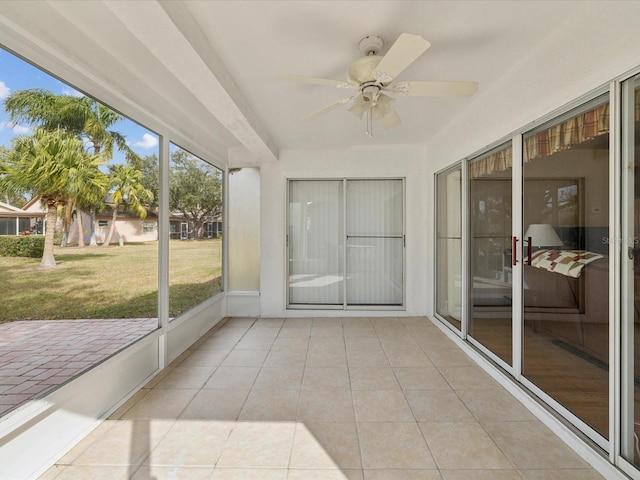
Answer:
394, 81, 478, 97
279, 74, 354, 89
374, 33, 431, 82
302, 96, 354, 121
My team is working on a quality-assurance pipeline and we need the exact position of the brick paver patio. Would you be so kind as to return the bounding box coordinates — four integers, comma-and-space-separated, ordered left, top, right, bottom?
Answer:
0, 318, 158, 417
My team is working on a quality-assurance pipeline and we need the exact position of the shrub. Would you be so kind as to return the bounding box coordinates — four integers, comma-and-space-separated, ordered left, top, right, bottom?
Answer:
0, 236, 45, 258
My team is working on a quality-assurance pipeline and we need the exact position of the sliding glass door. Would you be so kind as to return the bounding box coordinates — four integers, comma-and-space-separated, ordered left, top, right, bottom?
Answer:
522, 96, 610, 441
468, 144, 513, 366
288, 179, 404, 309
435, 165, 463, 330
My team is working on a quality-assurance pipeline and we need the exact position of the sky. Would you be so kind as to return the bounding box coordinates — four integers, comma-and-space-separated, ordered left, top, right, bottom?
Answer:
0, 47, 159, 163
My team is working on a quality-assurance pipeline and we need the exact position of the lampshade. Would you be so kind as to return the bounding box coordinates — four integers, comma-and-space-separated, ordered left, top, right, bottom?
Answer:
524, 223, 563, 247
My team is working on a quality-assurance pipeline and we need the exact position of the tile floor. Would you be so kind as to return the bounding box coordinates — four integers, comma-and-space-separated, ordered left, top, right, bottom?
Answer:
39, 317, 605, 480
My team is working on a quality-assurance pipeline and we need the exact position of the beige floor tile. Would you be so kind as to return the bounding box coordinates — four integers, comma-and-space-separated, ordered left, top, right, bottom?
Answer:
414, 334, 458, 351
394, 367, 452, 391
483, 421, 590, 469
456, 389, 536, 423
426, 349, 476, 367
419, 422, 512, 469
271, 336, 309, 350
108, 388, 152, 420
345, 337, 383, 349
131, 465, 214, 479
353, 390, 414, 422
276, 326, 312, 339
308, 336, 346, 350
357, 422, 436, 469
255, 318, 285, 328
263, 349, 307, 367
223, 318, 256, 328
437, 367, 501, 390
384, 347, 434, 368
343, 324, 377, 337
404, 390, 475, 422
180, 389, 249, 420
40, 465, 131, 479
145, 420, 232, 466
153, 366, 215, 389
58, 419, 121, 463
71, 420, 173, 466
238, 388, 300, 421
518, 469, 605, 480
220, 349, 269, 367
216, 422, 295, 468
123, 389, 198, 419
349, 367, 401, 391
306, 348, 348, 367
364, 470, 442, 480
440, 470, 521, 480
311, 325, 344, 337
283, 318, 313, 327
298, 388, 355, 422
235, 336, 276, 350
253, 366, 304, 390
177, 349, 229, 368
204, 366, 260, 390
288, 469, 363, 480
303, 367, 350, 389
290, 422, 361, 469
211, 468, 287, 479
347, 348, 391, 368
35, 465, 64, 480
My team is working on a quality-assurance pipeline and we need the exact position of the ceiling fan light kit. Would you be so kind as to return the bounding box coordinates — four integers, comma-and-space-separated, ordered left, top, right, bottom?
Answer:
282, 33, 478, 136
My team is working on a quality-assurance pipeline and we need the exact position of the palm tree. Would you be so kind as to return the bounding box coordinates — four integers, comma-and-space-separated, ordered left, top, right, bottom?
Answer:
102, 164, 153, 247
66, 156, 109, 247
4, 89, 142, 245
0, 129, 99, 267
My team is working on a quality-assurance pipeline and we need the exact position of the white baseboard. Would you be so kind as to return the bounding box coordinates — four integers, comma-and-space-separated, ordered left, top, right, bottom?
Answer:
226, 291, 260, 317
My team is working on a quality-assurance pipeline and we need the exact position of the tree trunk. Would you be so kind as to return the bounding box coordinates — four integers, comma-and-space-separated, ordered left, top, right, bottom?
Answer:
41, 200, 57, 268
77, 208, 86, 247
102, 206, 118, 247
88, 208, 98, 247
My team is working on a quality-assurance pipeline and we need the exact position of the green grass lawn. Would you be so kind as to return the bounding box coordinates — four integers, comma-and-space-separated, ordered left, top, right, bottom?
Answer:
0, 240, 221, 323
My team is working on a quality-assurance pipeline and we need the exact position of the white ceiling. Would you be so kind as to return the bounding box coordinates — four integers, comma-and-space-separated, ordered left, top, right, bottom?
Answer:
0, 1, 613, 165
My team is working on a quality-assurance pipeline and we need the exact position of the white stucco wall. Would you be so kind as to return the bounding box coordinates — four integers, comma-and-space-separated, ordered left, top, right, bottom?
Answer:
259, 145, 428, 318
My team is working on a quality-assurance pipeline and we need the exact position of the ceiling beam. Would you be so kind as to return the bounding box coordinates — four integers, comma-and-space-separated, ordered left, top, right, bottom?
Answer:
104, 0, 278, 164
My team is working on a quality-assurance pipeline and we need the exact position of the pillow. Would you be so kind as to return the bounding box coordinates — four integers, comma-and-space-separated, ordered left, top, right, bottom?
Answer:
528, 249, 605, 278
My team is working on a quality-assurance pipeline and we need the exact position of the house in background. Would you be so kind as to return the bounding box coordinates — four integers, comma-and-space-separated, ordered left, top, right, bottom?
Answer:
0, 199, 43, 236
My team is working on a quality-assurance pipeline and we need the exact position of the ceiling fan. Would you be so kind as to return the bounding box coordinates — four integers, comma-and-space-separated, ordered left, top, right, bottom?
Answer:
281, 33, 478, 136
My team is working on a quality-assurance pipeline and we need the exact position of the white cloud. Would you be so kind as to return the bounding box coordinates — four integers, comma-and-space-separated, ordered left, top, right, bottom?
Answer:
0, 81, 10, 100
0, 121, 31, 135
12, 125, 31, 135
133, 133, 158, 149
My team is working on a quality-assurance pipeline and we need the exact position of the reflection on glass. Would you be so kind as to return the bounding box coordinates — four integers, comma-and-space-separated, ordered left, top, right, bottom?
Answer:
436, 166, 462, 330
522, 97, 609, 438
168, 144, 223, 318
469, 145, 513, 365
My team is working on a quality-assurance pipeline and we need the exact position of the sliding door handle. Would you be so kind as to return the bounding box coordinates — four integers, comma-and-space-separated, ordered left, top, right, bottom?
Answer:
512, 236, 518, 266
527, 236, 532, 266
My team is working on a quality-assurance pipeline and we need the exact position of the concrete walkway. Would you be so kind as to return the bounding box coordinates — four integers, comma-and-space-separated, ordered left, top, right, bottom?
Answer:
0, 318, 158, 417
